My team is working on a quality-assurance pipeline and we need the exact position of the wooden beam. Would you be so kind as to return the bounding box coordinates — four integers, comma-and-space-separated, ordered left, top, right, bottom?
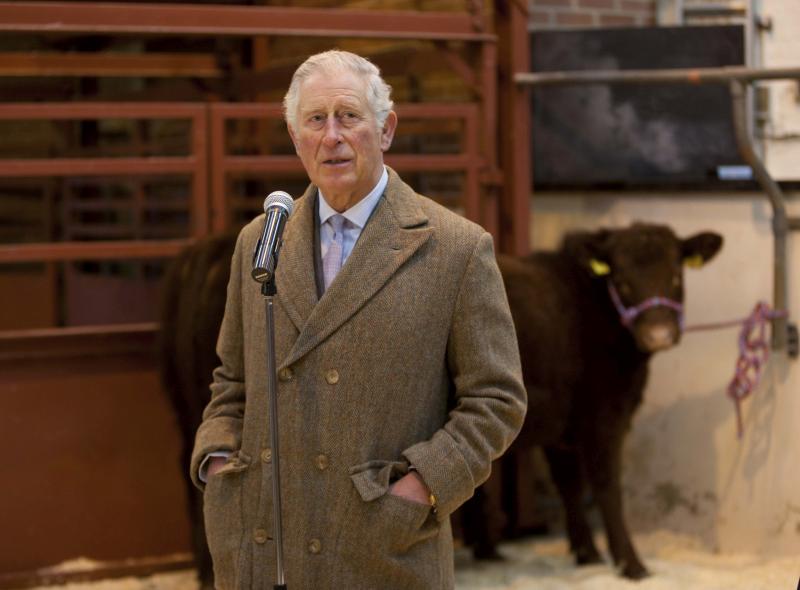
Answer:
496, 0, 531, 256
0, 52, 222, 78
0, 2, 494, 41
0, 239, 193, 263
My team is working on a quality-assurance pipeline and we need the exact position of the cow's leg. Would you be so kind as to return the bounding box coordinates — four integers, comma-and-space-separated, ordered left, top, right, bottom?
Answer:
583, 427, 649, 579
544, 446, 602, 565
461, 474, 506, 560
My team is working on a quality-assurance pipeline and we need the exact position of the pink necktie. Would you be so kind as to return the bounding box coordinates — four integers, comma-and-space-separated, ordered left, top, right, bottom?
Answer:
323, 215, 346, 291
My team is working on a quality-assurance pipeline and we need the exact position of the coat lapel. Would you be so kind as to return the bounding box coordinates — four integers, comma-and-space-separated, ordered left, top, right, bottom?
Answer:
274, 184, 318, 332
282, 170, 432, 368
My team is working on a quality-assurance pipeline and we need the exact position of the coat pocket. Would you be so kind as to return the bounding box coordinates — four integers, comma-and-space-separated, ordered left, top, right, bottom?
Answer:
203, 450, 250, 589
349, 460, 439, 553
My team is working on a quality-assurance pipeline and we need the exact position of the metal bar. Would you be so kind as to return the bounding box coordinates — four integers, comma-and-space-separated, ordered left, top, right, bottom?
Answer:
0, 239, 193, 263
264, 296, 286, 589
683, 2, 747, 17
0, 322, 157, 341
0, 2, 493, 41
191, 110, 209, 238
463, 107, 481, 223
515, 66, 800, 87
0, 157, 199, 177
497, 0, 531, 256
0, 102, 205, 119
387, 154, 479, 171
479, 41, 499, 240
209, 105, 228, 233
0, 52, 221, 78
221, 156, 304, 174
730, 79, 788, 350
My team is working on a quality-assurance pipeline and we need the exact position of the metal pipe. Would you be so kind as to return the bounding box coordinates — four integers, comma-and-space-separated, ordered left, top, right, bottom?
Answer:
515, 65, 800, 87
683, 3, 747, 18
730, 79, 788, 350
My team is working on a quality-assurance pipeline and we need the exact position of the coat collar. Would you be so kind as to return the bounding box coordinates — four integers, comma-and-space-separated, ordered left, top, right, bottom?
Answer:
275, 168, 433, 368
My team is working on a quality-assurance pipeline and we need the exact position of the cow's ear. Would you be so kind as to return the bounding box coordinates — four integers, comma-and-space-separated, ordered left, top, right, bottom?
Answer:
564, 228, 613, 276
682, 232, 723, 268
575, 229, 612, 276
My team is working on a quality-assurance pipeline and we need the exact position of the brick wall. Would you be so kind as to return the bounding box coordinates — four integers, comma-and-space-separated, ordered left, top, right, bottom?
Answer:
530, 0, 657, 29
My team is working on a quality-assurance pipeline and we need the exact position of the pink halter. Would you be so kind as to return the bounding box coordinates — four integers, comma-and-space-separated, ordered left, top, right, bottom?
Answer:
607, 281, 684, 330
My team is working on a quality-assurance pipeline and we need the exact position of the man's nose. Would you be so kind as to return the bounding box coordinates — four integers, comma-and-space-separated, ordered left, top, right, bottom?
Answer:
322, 119, 342, 146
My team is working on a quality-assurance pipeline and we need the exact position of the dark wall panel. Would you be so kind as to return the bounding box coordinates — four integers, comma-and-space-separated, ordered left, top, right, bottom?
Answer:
531, 25, 745, 188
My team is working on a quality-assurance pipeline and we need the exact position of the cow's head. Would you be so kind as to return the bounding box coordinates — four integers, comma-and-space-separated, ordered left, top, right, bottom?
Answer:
577, 223, 723, 353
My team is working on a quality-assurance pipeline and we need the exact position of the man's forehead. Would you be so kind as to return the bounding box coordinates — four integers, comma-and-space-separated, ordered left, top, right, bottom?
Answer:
298, 70, 368, 103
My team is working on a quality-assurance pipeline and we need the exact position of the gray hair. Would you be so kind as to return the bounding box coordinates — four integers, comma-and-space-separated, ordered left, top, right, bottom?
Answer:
283, 50, 394, 131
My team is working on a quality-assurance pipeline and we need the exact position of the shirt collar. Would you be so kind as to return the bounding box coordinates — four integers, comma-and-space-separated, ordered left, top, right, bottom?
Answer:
318, 166, 388, 229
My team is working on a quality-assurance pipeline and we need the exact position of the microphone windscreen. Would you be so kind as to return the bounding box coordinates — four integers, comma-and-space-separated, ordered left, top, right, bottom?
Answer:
263, 191, 294, 216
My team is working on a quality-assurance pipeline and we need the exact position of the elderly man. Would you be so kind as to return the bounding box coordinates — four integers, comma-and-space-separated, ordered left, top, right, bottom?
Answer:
191, 50, 526, 589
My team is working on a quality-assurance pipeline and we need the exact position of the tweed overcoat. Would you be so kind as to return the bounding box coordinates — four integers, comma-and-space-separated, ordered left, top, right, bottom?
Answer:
190, 169, 526, 590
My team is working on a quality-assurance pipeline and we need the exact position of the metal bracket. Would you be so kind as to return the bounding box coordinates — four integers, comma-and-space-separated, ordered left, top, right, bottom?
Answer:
755, 14, 773, 32
787, 323, 799, 359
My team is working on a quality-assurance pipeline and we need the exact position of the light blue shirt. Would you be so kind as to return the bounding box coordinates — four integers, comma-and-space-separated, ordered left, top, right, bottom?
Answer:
318, 166, 388, 266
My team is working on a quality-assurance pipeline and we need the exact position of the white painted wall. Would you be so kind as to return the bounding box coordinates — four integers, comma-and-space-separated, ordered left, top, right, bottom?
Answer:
528, 190, 800, 554
761, 0, 800, 180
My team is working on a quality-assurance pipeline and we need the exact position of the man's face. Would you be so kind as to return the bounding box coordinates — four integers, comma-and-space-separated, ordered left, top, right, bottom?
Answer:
288, 69, 397, 211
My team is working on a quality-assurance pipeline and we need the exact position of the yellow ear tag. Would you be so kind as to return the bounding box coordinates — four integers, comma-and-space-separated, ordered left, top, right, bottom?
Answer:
589, 259, 610, 276
684, 254, 704, 268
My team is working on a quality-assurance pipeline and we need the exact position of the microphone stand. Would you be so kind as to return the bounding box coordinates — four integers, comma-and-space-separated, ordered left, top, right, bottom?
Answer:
261, 277, 287, 590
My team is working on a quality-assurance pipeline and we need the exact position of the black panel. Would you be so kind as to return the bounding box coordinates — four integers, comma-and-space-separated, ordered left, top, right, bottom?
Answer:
530, 26, 746, 188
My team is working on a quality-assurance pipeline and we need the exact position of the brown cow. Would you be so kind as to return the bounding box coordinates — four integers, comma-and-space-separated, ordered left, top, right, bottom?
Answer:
462, 222, 723, 579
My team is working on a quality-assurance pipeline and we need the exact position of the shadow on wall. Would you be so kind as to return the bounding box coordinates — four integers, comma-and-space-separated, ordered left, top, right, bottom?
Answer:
621, 357, 783, 552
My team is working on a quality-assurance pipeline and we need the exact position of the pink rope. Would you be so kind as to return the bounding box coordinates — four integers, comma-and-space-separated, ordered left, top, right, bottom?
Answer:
705, 301, 787, 438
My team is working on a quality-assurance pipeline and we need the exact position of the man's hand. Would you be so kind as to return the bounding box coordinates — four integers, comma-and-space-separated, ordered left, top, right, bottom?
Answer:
388, 471, 432, 506
206, 455, 228, 478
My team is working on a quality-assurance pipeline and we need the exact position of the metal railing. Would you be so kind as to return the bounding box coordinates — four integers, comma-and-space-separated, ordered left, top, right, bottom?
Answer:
208, 102, 483, 232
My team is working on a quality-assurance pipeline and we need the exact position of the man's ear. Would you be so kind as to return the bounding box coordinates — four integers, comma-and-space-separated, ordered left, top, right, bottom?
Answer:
682, 232, 723, 268
380, 111, 398, 152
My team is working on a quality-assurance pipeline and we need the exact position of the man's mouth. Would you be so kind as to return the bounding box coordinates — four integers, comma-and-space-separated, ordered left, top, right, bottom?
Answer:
323, 158, 351, 165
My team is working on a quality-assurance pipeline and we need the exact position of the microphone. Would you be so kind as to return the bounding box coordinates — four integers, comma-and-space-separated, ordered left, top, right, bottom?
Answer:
252, 191, 294, 284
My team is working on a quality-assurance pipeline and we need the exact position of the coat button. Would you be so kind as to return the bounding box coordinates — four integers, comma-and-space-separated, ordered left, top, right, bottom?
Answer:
308, 538, 322, 554
261, 448, 272, 463
315, 454, 329, 470
325, 369, 339, 384
253, 529, 269, 544
278, 367, 294, 381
